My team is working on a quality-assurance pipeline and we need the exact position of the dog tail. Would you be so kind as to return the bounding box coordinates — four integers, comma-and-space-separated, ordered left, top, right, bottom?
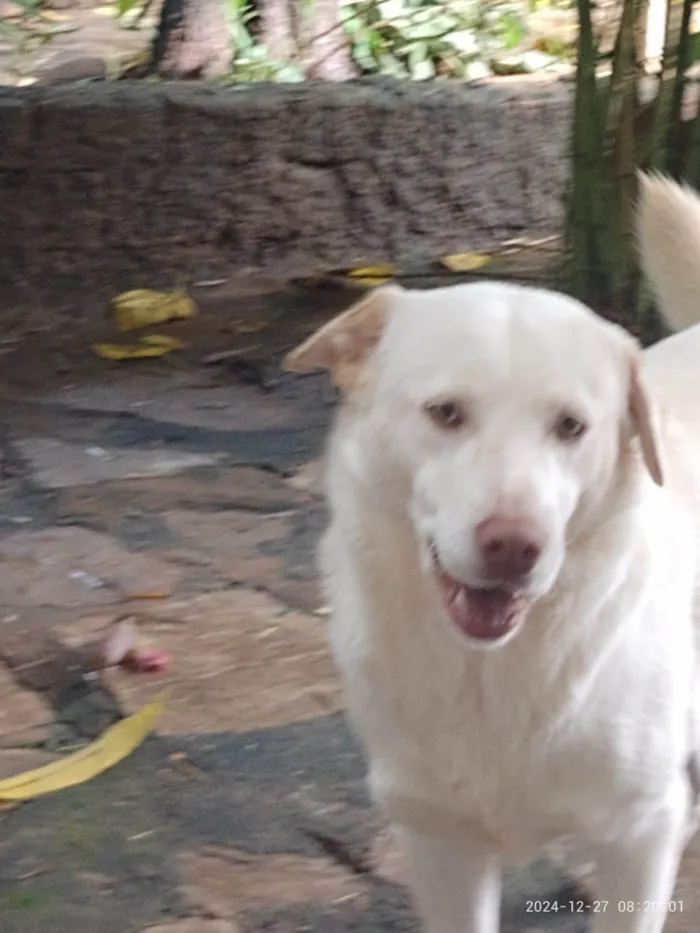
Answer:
637, 173, 700, 333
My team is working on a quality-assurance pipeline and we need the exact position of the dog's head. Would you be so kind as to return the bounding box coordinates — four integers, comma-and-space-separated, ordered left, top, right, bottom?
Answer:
286, 282, 662, 647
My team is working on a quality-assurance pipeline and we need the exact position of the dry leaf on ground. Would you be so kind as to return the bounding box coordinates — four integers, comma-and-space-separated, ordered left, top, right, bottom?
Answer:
0, 689, 170, 801
345, 264, 395, 285
39, 9, 71, 20
440, 252, 491, 272
112, 289, 196, 332
92, 335, 187, 360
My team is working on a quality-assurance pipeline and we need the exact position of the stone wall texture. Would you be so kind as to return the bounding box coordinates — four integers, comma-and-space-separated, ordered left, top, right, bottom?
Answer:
0, 79, 572, 296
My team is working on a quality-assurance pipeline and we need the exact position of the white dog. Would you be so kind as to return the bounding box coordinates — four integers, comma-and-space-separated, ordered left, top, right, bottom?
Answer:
284, 175, 700, 933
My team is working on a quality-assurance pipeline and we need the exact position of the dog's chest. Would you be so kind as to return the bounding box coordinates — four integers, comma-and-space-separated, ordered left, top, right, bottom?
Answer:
324, 510, 694, 851
331, 601, 675, 849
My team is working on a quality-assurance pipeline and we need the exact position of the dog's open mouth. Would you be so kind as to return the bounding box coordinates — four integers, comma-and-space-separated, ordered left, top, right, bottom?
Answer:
430, 546, 528, 642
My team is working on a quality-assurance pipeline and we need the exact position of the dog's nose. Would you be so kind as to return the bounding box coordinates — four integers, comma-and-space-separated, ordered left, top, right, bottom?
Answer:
475, 516, 542, 582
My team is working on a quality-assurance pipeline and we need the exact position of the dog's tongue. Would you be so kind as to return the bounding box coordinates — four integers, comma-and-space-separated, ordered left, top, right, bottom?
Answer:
440, 579, 517, 641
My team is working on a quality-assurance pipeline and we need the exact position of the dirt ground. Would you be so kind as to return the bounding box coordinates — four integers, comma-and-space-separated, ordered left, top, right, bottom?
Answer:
0, 0, 153, 86
0, 270, 695, 933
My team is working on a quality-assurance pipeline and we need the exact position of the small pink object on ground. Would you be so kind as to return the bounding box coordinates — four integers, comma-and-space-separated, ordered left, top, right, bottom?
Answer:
120, 649, 172, 674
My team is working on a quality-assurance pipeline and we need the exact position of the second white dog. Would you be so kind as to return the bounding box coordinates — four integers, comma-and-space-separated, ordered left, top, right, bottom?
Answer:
284, 175, 700, 933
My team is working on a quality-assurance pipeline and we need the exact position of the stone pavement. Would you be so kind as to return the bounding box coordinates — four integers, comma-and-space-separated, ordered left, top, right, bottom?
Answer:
0, 276, 695, 932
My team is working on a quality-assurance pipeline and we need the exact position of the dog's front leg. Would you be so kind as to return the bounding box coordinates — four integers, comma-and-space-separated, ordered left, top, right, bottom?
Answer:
590, 789, 689, 933
399, 824, 501, 933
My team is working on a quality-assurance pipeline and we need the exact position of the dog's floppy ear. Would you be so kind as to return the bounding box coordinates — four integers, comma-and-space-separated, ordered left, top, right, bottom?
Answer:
283, 284, 403, 393
628, 357, 664, 486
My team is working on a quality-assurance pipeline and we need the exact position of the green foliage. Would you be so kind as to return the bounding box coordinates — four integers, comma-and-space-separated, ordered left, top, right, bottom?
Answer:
223, 0, 306, 82
117, 0, 142, 15
565, 0, 699, 319
116, 0, 574, 83
327, 0, 569, 81
13, 0, 40, 13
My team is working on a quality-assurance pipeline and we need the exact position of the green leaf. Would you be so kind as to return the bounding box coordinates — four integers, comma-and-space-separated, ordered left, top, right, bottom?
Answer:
688, 32, 700, 63
400, 11, 457, 40
377, 51, 409, 78
353, 31, 379, 71
407, 40, 435, 79
446, 28, 476, 54
521, 49, 556, 72
410, 56, 435, 79
275, 63, 306, 82
246, 42, 268, 61
117, 0, 141, 17
342, 11, 361, 35
230, 18, 254, 52
489, 54, 527, 76
465, 59, 490, 81
378, 0, 407, 20
499, 10, 526, 50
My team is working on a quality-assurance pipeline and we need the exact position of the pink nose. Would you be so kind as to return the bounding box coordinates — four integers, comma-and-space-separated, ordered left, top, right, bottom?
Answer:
475, 516, 542, 582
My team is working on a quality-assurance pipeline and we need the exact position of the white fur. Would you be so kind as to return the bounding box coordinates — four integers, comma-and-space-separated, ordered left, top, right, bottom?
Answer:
319, 176, 700, 933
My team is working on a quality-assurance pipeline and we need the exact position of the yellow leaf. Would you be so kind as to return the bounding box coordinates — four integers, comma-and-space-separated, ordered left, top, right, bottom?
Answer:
39, 9, 71, 20
92, 335, 187, 360
346, 264, 395, 286
440, 252, 491, 273
347, 264, 395, 277
112, 289, 196, 332
0, 689, 170, 802
140, 335, 187, 350
353, 277, 392, 286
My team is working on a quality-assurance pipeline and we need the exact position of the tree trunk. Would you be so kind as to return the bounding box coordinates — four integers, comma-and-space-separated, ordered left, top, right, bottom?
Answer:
150, 0, 230, 80
303, 0, 355, 80
261, 0, 296, 62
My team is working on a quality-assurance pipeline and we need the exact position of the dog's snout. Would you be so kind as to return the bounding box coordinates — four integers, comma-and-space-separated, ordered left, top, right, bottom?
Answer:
475, 516, 542, 581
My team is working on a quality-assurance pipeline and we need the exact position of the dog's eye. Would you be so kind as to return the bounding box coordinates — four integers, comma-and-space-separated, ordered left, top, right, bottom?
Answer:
554, 413, 587, 442
425, 400, 466, 430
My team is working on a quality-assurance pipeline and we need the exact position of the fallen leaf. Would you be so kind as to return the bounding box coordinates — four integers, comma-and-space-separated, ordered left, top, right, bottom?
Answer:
141, 335, 187, 350
234, 321, 267, 334
0, 689, 170, 801
345, 264, 395, 286
440, 252, 491, 273
112, 289, 196, 332
92, 335, 187, 360
39, 9, 71, 20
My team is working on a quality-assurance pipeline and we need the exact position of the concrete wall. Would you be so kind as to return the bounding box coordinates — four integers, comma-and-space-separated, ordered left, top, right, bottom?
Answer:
0, 79, 571, 297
